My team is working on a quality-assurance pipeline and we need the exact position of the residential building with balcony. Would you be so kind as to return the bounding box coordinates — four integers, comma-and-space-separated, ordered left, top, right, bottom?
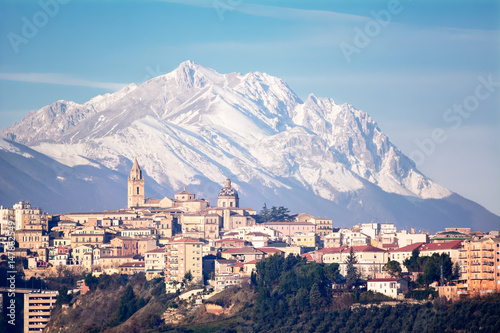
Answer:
23, 290, 58, 333
459, 237, 500, 296
164, 238, 203, 283
145, 248, 166, 280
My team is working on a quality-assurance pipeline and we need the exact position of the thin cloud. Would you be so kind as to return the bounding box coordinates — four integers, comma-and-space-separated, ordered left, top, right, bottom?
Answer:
161, 0, 369, 22
0, 73, 128, 91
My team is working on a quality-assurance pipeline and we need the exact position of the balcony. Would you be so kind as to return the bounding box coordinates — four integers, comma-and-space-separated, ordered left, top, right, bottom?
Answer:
471, 262, 481, 266
480, 290, 494, 294
482, 255, 494, 259
457, 291, 468, 295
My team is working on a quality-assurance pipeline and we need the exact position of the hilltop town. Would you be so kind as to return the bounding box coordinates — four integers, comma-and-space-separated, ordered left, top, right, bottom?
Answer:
1, 159, 499, 332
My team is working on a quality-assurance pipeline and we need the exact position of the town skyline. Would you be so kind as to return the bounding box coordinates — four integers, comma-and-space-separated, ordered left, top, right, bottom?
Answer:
0, 0, 499, 216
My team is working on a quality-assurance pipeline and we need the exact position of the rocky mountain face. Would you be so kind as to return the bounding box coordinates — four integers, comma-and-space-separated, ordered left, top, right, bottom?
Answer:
1, 61, 497, 232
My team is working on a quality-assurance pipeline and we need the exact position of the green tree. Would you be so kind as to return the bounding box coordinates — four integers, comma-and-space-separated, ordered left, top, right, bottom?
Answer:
84, 273, 99, 290
403, 248, 428, 273
452, 262, 461, 280
56, 285, 71, 305
422, 253, 453, 285
108, 284, 139, 327
309, 283, 323, 310
184, 270, 193, 283
259, 203, 271, 222
382, 260, 402, 278
345, 247, 360, 289
258, 205, 293, 222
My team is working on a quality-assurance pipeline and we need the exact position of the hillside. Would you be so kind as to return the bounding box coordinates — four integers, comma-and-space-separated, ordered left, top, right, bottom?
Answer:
41, 259, 500, 333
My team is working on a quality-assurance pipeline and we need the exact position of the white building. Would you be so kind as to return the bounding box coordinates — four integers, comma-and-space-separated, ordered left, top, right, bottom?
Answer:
324, 228, 370, 248
367, 278, 408, 299
144, 248, 166, 279
396, 230, 429, 247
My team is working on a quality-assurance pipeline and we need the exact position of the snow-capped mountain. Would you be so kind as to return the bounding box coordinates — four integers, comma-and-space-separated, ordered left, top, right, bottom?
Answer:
1, 61, 498, 232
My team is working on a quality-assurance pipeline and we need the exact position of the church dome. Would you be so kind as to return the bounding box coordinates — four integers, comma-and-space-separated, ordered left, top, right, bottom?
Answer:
218, 178, 239, 198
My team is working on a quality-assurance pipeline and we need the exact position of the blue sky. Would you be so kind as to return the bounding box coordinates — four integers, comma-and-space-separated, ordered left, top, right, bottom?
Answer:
1, 0, 499, 215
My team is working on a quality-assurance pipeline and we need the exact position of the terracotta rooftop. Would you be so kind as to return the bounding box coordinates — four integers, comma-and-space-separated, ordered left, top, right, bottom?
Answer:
316, 246, 348, 254
216, 238, 245, 243
244, 259, 261, 264
263, 222, 315, 226
301, 253, 314, 261
388, 242, 425, 253
419, 240, 462, 251
257, 247, 283, 254
145, 248, 166, 253
168, 238, 203, 244
342, 245, 386, 253
221, 247, 264, 255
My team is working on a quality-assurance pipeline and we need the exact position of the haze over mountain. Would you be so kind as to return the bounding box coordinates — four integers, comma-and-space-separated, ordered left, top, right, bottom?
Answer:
1, 61, 498, 232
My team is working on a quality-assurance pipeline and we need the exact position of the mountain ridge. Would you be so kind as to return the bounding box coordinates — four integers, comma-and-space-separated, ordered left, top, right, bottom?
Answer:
1, 61, 498, 232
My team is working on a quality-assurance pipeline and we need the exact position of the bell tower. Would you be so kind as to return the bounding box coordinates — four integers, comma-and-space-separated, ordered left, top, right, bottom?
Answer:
128, 158, 144, 208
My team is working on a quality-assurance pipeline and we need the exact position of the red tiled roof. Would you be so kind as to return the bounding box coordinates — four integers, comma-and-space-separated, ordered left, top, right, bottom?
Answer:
216, 238, 245, 243
419, 240, 462, 251
341, 245, 386, 253
168, 238, 203, 244
145, 248, 165, 253
263, 222, 315, 226
316, 246, 348, 254
244, 259, 261, 264
257, 247, 282, 254
221, 247, 264, 254
301, 253, 314, 261
247, 232, 269, 237
388, 242, 425, 253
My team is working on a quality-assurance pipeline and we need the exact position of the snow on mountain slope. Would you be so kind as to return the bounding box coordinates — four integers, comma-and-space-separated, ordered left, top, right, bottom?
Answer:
0, 84, 137, 145
3, 60, 494, 232
1, 61, 450, 203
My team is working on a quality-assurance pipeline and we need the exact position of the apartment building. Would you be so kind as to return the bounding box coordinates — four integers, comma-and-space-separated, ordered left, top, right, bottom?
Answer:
459, 237, 500, 296
70, 227, 112, 248
261, 222, 315, 237
180, 213, 222, 240
16, 229, 49, 251
291, 232, 317, 248
319, 245, 387, 279
24, 290, 58, 333
324, 228, 370, 248
419, 240, 463, 264
110, 237, 139, 256
145, 248, 166, 279
164, 238, 203, 283
1, 201, 49, 236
